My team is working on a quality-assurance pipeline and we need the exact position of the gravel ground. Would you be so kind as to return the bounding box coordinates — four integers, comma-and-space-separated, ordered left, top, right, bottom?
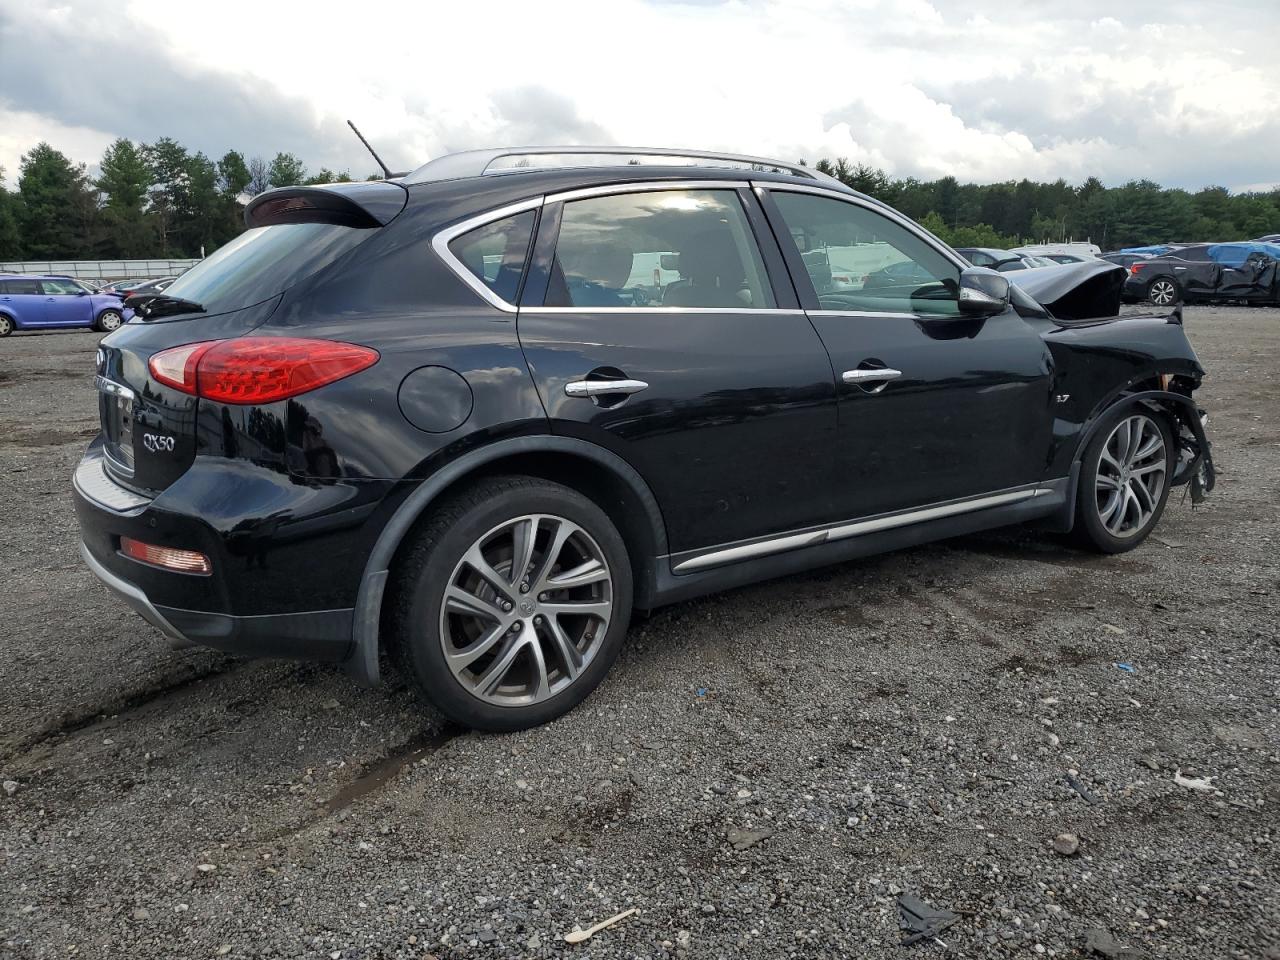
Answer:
0, 306, 1277, 960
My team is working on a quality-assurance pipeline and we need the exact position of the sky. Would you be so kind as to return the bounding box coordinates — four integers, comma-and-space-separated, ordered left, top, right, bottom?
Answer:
1, 0, 1278, 192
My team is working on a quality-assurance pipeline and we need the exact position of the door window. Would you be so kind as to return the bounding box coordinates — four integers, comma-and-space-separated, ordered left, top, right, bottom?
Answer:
546, 189, 776, 309
39, 278, 83, 295
771, 192, 961, 316
0, 279, 40, 295
448, 209, 537, 305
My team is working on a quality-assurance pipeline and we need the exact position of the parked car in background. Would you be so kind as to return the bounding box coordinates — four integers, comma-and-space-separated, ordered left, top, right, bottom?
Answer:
1252, 234, 1280, 243
1011, 243, 1101, 262
1123, 242, 1280, 305
1037, 252, 1094, 265
0, 275, 129, 336
955, 248, 1061, 272
101, 277, 178, 299
1101, 252, 1154, 269
954, 247, 1024, 270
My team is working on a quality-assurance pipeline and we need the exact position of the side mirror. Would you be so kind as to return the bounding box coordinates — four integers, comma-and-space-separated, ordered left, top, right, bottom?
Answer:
958, 267, 1011, 316
660, 253, 680, 271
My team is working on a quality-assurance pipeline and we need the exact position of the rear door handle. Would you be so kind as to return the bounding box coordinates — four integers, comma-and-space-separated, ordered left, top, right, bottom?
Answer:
564, 378, 649, 398
842, 368, 902, 384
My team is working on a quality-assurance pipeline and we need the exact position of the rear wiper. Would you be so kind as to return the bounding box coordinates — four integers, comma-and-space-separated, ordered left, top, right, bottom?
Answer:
126, 293, 206, 318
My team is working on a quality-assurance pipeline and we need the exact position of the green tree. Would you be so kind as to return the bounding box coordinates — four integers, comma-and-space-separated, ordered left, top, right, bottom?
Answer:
16, 142, 95, 258
267, 152, 306, 188
305, 168, 354, 185
217, 151, 251, 198
0, 167, 21, 259
96, 138, 154, 257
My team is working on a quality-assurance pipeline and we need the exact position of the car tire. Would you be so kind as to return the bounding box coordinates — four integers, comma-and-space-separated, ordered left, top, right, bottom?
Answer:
95, 309, 123, 332
389, 475, 633, 731
1073, 404, 1175, 554
0, 314, 13, 337
1146, 277, 1180, 307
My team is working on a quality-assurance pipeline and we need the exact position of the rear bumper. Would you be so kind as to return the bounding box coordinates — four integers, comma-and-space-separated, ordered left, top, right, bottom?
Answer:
73, 442, 405, 664
78, 539, 354, 661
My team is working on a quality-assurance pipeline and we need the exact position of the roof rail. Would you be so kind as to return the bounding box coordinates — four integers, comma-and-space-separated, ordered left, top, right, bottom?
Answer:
401, 146, 840, 186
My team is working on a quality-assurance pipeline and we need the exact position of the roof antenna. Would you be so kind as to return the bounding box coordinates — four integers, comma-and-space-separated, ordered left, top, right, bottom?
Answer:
347, 120, 403, 179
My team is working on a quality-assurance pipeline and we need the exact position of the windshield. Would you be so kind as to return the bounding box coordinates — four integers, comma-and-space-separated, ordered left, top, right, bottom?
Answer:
162, 223, 374, 315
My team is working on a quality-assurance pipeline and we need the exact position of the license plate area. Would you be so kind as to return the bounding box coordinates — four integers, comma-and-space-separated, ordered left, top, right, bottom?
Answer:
96, 375, 136, 474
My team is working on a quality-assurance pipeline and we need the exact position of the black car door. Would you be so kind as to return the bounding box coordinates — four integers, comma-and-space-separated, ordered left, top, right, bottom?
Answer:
515, 183, 838, 555
758, 186, 1055, 521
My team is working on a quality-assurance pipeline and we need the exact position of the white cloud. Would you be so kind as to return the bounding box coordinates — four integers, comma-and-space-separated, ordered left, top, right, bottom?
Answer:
0, 0, 1276, 190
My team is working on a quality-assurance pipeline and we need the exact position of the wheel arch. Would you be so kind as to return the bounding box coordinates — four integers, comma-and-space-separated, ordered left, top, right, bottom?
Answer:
1057, 385, 1212, 533
347, 435, 670, 686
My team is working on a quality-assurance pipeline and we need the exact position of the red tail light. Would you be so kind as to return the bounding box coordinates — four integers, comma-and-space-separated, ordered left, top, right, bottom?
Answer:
149, 338, 379, 404
1130, 262, 1146, 275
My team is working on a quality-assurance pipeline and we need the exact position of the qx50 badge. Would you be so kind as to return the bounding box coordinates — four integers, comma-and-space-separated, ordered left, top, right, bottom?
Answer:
143, 432, 175, 453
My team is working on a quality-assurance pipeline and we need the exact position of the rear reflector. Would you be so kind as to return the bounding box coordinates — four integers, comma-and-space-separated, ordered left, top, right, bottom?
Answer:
120, 536, 211, 575
149, 337, 379, 404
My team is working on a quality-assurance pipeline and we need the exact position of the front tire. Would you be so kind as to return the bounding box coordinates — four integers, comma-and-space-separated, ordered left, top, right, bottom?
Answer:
1073, 406, 1175, 553
1146, 277, 1180, 307
0, 314, 12, 337
95, 309, 123, 332
390, 476, 633, 731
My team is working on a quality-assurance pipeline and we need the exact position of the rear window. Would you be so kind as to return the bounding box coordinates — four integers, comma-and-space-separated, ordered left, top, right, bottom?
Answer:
0, 278, 39, 294
161, 224, 374, 316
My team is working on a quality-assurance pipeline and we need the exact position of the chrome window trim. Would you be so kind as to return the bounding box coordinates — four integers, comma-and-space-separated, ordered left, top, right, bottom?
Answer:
751, 181, 970, 272
430, 196, 546, 313
806, 309, 928, 320
542, 179, 746, 205
670, 484, 1048, 573
521, 307, 806, 316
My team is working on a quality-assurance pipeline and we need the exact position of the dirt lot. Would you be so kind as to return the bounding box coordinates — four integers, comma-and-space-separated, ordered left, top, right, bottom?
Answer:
1, 307, 1276, 960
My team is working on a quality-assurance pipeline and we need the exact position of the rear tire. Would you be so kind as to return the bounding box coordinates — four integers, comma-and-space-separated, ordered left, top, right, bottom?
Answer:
1073, 405, 1175, 554
0, 314, 12, 337
1146, 277, 1180, 307
389, 476, 633, 731
95, 309, 123, 332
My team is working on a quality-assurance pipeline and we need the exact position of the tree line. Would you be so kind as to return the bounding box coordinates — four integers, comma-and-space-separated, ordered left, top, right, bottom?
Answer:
1, 138, 1277, 262
812, 158, 1280, 251
0, 139, 375, 261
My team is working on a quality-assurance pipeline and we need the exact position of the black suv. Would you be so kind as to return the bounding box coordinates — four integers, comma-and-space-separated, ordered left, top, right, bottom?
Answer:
74, 147, 1214, 730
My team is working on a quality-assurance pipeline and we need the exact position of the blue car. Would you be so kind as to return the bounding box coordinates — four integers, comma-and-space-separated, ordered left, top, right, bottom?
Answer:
0, 275, 132, 337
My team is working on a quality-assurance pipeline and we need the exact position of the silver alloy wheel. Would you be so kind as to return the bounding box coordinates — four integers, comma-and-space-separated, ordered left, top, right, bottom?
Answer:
0, 315, 11, 336
1095, 414, 1167, 538
1148, 279, 1177, 306
439, 513, 613, 707
99, 310, 122, 331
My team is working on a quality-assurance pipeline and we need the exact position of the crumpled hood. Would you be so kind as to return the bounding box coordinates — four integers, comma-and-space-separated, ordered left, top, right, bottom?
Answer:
1010, 260, 1128, 321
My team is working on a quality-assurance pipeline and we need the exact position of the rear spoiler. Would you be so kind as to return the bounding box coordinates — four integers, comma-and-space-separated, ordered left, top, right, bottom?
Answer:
245, 180, 409, 229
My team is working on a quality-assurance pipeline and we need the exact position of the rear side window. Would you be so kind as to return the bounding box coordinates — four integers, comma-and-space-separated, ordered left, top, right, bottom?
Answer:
162, 224, 376, 316
771, 192, 961, 315
1, 279, 40, 294
546, 189, 776, 309
447, 210, 537, 305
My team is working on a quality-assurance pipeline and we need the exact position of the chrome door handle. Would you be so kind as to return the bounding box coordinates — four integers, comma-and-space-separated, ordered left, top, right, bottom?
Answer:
842, 368, 902, 384
564, 378, 649, 398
